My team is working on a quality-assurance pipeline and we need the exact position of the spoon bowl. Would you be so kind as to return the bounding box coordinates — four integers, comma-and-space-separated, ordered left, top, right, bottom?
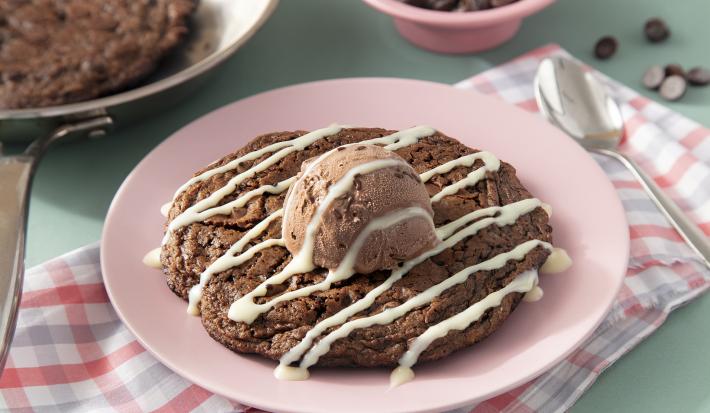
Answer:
534, 56, 624, 149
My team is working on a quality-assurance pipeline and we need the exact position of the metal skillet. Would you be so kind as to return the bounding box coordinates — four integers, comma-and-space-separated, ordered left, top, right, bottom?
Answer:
0, 0, 278, 371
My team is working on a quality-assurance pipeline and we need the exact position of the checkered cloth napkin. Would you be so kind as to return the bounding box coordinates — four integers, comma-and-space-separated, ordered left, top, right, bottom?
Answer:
1, 44, 708, 412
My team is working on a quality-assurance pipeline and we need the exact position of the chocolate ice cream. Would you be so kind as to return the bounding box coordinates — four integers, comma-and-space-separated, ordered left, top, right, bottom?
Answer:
282, 144, 439, 273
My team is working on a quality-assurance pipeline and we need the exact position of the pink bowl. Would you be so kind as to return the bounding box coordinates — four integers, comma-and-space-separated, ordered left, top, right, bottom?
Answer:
363, 0, 555, 54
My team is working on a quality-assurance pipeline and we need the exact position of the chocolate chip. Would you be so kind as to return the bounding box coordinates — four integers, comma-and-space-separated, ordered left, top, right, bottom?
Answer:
458, 0, 491, 10
402, 0, 515, 11
594, 36, 618, 60
664, 63, 685, 79
404, 0, 458, 10
659, 75, 687, 101
642, 65, 665, 90
433, 0, 459, 9
688, 67, 710, 86
644, 18, 670, 43
7, 71, 25, 82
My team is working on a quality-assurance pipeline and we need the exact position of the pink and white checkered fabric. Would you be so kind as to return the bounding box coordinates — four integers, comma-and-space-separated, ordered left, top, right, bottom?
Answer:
1, 44, 708, 412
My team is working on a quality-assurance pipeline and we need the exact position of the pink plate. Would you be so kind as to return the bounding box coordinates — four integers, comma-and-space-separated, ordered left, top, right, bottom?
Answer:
101, 78, 628, 413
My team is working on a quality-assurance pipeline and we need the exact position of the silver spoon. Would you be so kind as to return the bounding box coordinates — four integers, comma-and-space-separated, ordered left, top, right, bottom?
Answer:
534, 56, 710, 268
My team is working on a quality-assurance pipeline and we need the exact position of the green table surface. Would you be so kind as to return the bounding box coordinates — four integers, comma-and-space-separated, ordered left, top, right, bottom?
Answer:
9, 0, 710, 411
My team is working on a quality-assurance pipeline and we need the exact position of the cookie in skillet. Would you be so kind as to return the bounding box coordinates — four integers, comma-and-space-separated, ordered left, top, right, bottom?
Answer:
0, 0, 197, 109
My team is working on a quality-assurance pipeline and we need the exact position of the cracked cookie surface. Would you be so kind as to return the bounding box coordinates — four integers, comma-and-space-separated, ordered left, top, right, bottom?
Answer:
161, 127, 553, 367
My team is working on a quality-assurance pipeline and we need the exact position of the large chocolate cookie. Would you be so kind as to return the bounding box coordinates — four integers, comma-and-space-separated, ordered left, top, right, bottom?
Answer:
161, 127, 552, 367
0, 0, 196, 109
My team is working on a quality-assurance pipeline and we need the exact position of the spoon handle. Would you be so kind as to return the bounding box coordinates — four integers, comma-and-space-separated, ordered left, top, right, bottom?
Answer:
0, 155, 34, 372
592, 148, 710, 268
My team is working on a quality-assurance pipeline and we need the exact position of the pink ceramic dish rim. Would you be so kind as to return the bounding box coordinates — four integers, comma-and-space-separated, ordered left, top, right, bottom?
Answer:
363, 0, 555, 27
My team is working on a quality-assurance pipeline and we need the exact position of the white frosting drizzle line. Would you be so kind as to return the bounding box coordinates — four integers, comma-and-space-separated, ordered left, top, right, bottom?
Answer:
231, 207, 436, 321
303, 242, 549, 372
160, 202, 172, 218
162, 124, 345, 245
142, 248, 162, 269
186, 210, 284, 315
228, 158, 408, 323
540, 248, 572, 273
419, 152, 499, 183
184, 126, 441, 316
399, 266, 540, 367
277, 198, 543, 370
172, 177, 296, 247
373, 125, 437, 151
390, 269, 540, 387
523, 286, 544, 302
429, 153, 500, 203
206, 177, 296, 220
170, 136, 305, 202
187, 146, 501, 316
163, 125, 438, 246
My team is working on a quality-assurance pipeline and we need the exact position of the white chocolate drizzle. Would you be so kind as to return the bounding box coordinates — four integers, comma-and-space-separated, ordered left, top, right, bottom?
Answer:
540, 247, 572, 273
187, 210, 285, 315
389, 366, 415, 388
523, 286, 544, 302
391, 269, 540, 387
177, 126, 440, 314
231, 207, 435, 321
419, 152, 500, 203
170, 127, 338, 202
278, 198, 545, 371
274, 364, 310, 381
160, 202, 172, 217
541, 203, 552, 217
162, 124, 345, 244
142, 248, 162, 269
188, 135, 504, 316
162, 125, 439, 246
145, 124, 569, 386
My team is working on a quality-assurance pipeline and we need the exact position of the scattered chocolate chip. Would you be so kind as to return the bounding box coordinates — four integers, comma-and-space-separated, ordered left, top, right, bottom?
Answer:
644, 18, 670, 43
659, 75, 687, 101
642, 65, 665, 90
664, 63, 685, 79
594, 36, 618, 60
687, 67, 710, 86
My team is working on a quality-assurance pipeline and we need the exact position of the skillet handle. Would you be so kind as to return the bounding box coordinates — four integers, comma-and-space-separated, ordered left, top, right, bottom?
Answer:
0, 155, 34, 372
0, 115, 113, 372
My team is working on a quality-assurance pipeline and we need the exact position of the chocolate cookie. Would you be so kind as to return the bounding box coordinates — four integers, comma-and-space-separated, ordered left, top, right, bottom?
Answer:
161, 127, 553, 368
0, 0, 197, 109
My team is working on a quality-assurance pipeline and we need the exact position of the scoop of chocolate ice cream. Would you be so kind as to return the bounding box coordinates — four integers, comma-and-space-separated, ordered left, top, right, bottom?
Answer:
282, 144, 439, 273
